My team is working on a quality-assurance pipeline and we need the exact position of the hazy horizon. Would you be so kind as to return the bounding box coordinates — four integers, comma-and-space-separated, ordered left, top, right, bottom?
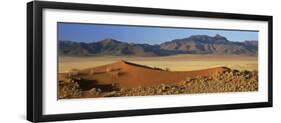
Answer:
58, 22, 258, 45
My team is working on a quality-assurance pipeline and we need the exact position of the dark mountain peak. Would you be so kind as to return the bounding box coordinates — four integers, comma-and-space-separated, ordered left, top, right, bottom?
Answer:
100, 38, 119, 43
159, 34, 257, 55
189, 34, 212, 40
168, 34, 229, 44
185, 35, 214, 43
190, 34, 211, 38
98, 38, 124, 46
214, 34, 224, 38
213, 34, 227, 41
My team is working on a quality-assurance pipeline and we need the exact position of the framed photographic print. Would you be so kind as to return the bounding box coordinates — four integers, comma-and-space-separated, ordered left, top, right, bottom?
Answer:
27, 1, 273, 122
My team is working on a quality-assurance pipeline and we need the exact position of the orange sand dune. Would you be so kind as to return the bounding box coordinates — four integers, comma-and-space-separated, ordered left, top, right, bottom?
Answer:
60, 60, 229, 88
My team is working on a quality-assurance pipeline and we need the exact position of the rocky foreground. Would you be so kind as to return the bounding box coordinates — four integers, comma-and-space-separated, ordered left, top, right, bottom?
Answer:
58, 69, 258, 99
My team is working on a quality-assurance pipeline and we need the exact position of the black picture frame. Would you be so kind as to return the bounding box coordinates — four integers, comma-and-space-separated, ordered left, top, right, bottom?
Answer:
27, 1, 273, 122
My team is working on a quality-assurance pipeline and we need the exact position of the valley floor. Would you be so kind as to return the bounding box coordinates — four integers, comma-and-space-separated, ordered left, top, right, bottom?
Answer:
59, 54, 258, 73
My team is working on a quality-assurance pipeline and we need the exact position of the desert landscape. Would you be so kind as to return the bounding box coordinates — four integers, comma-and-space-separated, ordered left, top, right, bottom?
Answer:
58, 56, 258, 99
58, 48, 258, 99
58, 23, 258, 99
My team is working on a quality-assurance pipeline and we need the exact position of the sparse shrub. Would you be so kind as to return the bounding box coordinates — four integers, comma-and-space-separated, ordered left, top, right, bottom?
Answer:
231, 69, 240, 76
59, 82, 82, 99
160, 84, 167, 90
88, 88, 102, 96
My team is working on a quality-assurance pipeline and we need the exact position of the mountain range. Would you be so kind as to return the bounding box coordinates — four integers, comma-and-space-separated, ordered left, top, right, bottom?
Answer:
59, 34, 258, 56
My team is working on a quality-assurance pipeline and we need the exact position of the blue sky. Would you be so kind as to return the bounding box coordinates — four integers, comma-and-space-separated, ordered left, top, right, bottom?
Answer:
58, 23, 258, 45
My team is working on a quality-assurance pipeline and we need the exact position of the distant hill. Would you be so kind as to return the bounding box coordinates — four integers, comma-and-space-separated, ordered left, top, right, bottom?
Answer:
59, 38, 184, 56
59, 34, 258, 56
160, 34, 258, 55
